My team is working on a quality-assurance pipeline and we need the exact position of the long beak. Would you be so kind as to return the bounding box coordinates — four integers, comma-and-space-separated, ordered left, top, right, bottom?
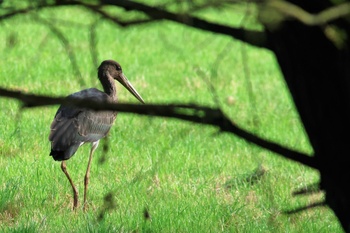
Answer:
118, 74, 145, 104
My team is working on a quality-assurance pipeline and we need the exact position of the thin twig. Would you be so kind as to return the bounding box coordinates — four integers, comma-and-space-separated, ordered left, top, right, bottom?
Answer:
31, 14, 85, 87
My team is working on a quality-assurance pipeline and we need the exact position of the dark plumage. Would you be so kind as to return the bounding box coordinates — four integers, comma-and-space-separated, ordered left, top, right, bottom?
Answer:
49, 89, 117, 161
49, 60, 144, 210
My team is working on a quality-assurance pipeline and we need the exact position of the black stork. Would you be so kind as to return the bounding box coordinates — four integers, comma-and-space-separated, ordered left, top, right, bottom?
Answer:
49, 60, 144, 210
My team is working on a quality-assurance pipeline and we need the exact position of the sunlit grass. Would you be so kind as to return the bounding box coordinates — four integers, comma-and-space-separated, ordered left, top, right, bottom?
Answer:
0, 3, 343, 233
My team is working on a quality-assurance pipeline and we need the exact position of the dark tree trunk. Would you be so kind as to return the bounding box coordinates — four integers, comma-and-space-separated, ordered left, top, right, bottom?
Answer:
266, 2, 350, 231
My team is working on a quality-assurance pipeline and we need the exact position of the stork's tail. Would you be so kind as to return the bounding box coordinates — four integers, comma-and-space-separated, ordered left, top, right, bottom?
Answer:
50, 150, 69, 161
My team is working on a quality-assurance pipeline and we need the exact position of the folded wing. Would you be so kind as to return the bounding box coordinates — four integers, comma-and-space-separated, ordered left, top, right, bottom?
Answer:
49, 88, 117, 160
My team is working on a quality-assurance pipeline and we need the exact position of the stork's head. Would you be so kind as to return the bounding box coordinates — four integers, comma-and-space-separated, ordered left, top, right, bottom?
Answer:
98, 60, 145, 104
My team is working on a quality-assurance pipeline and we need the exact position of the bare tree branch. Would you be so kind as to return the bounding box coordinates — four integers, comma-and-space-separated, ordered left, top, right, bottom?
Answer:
2, 1, 349, 51
83, 5, 155, 26
262, 0, 350, 26
101, 0, 268, 48
0, 1, 269, 49
0, 87, 316, 169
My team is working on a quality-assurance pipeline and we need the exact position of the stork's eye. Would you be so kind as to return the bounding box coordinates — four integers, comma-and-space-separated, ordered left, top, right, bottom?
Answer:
116, 65, 122, 71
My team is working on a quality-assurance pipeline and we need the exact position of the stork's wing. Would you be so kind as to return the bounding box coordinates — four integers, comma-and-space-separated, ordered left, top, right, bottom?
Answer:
49, 88, 117, 158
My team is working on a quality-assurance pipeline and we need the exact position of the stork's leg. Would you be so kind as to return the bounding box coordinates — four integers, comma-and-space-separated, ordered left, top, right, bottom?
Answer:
83, 141, 99, 211
61, 161, 78, 210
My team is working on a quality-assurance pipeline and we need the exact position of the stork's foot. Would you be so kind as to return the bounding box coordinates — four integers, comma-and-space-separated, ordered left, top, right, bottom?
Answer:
60, 161, 79, 212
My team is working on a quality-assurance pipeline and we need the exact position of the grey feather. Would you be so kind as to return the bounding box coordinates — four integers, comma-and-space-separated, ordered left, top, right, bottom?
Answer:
49, 88, 116, 160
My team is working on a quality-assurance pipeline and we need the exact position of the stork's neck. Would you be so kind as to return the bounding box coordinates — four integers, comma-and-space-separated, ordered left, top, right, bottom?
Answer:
99, 71, 117, 100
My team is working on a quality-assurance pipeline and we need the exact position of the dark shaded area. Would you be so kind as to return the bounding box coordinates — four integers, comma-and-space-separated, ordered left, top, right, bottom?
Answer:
264, 1, 350, 231
272, 31, 350, 230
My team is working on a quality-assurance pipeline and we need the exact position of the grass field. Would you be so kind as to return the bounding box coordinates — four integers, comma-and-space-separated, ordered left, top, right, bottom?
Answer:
0, 3, 344, 233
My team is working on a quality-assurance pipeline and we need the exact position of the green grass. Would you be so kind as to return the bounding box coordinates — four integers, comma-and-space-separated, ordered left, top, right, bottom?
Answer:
0, 4, 343, 233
